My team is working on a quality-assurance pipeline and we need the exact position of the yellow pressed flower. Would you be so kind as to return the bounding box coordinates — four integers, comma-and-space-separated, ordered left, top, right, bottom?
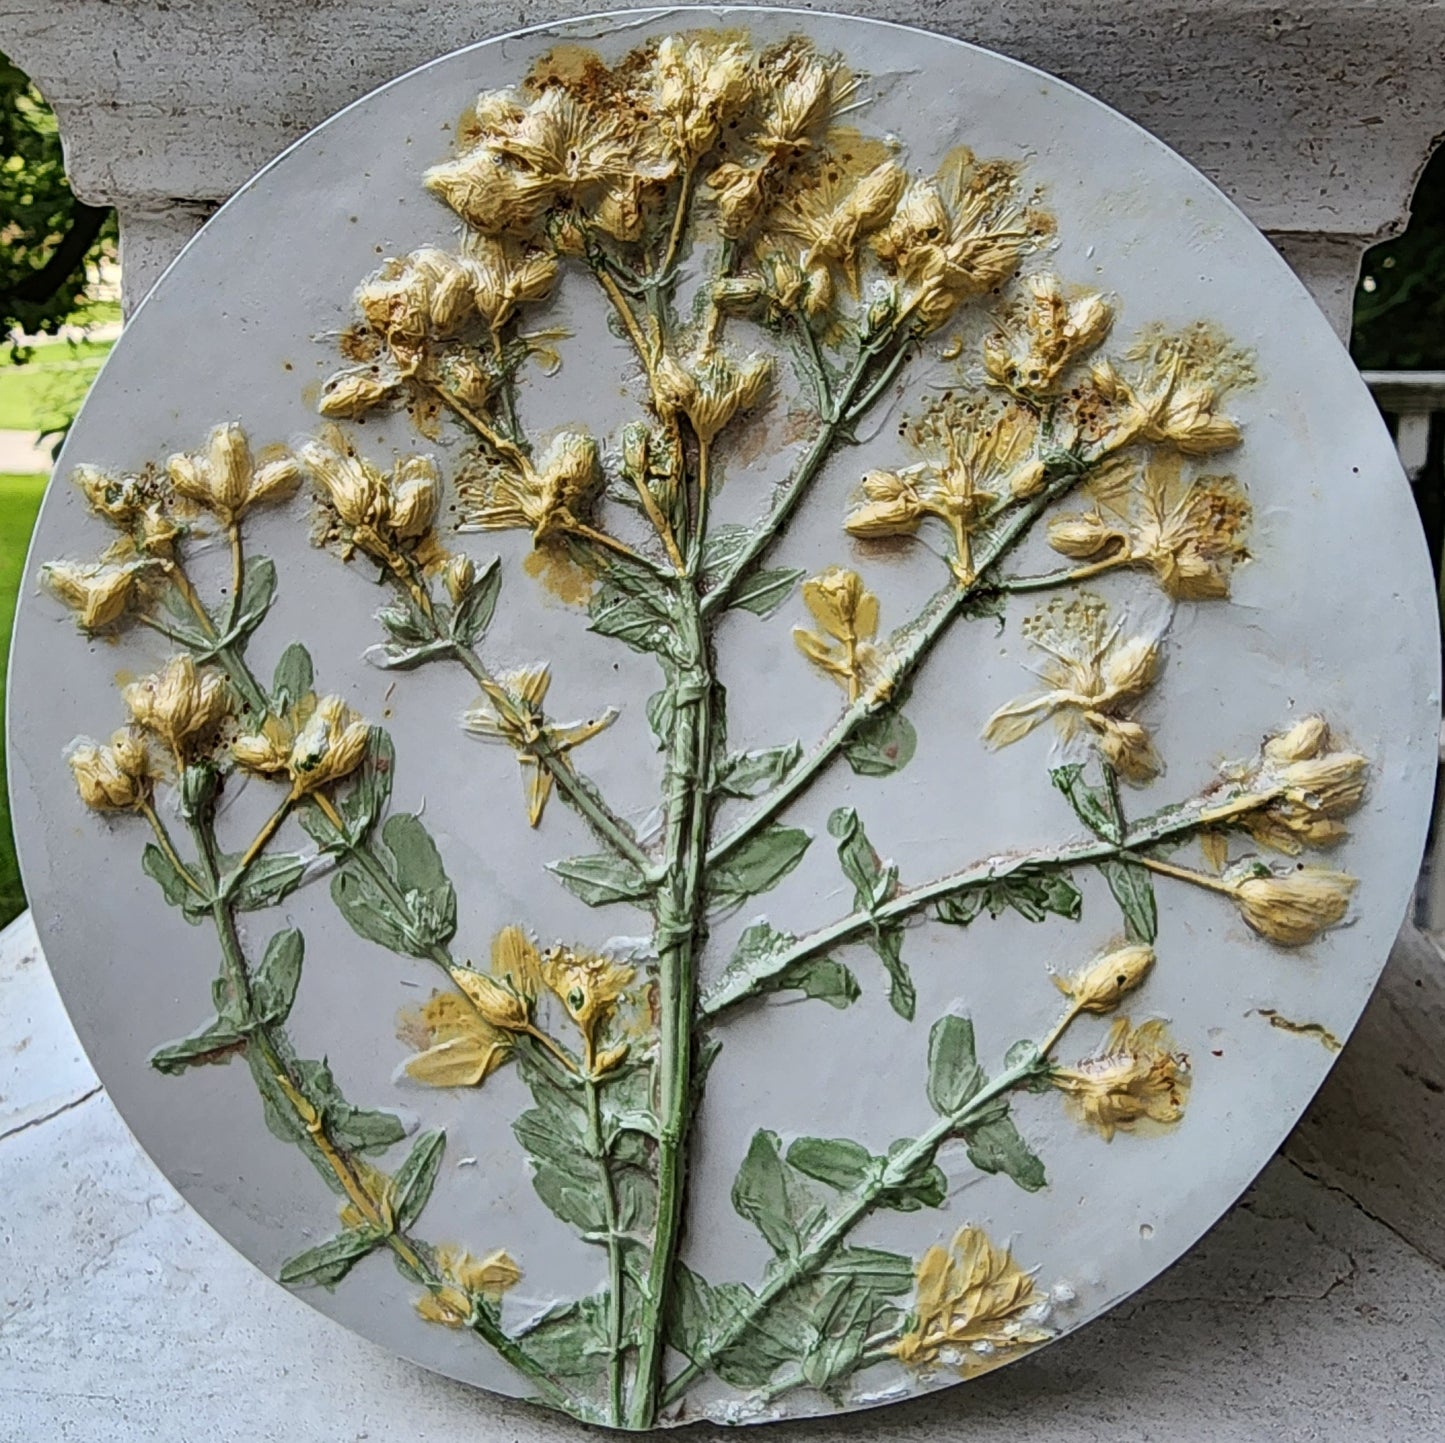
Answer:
1051, 1017, 1188, 1140
300, 434, 444, 564
68, 729, 154, 812
754, 49, 852, 153
654, 349, 772, 445
233, 692, 369, 796
72, 465, 178, 555
542, 945, 636, 1043
1053, 944, 1155, 1015
317, 370, 399, 420
462, 663, 618, 827
707, 158, 771, 237
792, 566, 884, 702
122, 654, 231, 761
447, 964, 529, 1032
353, 247, 477, 376
1208, 718, 1368, 855
984, 273, 1111, 395
1228, 865, 1357, 946
41, 558, 147, 632
890, 1227, 1051, 1373
416, 1246, 522, 1328
166, 423, 301, 522
649, 35, 753, 164
490, 89, 651, 198
875, 154, 1030, 333
458, 431, 600, 544
858, 401, 1044, 583
442, 554, 475, 608
402, 992, 513, 1089
1048, 454, 1251, 600
771, 161, 907, 295
1090, 337, 1243, 455
424, 149, 557, 235
462, 234, 559, 330
982, 593, 1162, 782
488, 924, 546, 1001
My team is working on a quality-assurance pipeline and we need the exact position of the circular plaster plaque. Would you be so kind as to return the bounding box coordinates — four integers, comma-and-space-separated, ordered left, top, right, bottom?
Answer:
10, 7, 1439, 1429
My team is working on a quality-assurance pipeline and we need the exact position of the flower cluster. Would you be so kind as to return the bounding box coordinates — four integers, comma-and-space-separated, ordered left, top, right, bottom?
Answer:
458, 431, 603, 550
984, 273, 1112, 398
67, 729, 155, 813
1051, 1018, 1189, 1140
792, 566, 887, 702
232, 691, 370, 798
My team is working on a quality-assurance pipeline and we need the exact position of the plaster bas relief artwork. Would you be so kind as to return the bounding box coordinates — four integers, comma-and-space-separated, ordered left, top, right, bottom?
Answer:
9, 8, 1439, 1431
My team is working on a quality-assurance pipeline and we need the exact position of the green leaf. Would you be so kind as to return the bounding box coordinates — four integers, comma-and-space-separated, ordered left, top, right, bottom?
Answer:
149, 1016, 246, 1075
252, 928, 303, 1025
667, 1263, 757, 1366
926, 1013, 985, 1116
786, 1137, 877, 1193
732, 1129, 806, 1257
823, 1245, 914, 1298
513, 1064, 611, 1235
964, 1110, 1048, 1192
339, 728, 394, 841
271, 642, 314, 712
377, 601, 433, 648
842, 708, 917, 778
879, 1143, 947, 1212
700, 524, 750, 586
518, 1294, 615, 1384
367, 637, 452, 670
588, 563, 680, 659
232, 851, 308, 912
935, 869, 1082, 927
449, 557, 502, 646
1051, 763, 1120, 840
234, 555, 277, 637
279, 1227, 384, 1288
1101, 857, 1159, 942
708, 825, 811, 909
330, 813, 456, 957
730, 566, 805, 618
548, 852, 652, 908
874, 924, 916, 1021
141, 841, 211, 923
779, 954, 860, 1009
644, 687, 676, 751
290, 1056, 408, 1155
392, 1129, 446, 1229
827, 807, 897, 912
714, 742, 802, 799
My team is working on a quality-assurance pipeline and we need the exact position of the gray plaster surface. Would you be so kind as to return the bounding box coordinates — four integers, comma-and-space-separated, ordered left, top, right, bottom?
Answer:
4, 908, 1443, 1440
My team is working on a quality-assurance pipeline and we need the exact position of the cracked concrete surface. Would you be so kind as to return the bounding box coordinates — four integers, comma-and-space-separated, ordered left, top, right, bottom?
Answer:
3, 910, 1443, 1441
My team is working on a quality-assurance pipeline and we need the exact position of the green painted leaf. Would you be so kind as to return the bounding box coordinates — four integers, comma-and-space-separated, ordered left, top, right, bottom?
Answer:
149, 1016, 246, 1075
731, 1129, 805, 1257
667, 1263, 757, 1367
714, 742, 802, 799
329, 812, 456, 957
339, 728, 394, 841
707, 825, 811, 909
1101, 857, 1159, 942
786, 1137, 877, 1192
1051, 763, 1120, 840
879, 1144, 948, 1212
232, 851, 308, 912
644, 687, 676, 751
779, 954, 860, 1009
376, 601, 433, 648
730, 566, 805, 618
450, 557, 502, 646
700, 524, 750, 586
271, 642, 314, 712
935, 869, 1082, 927
842, 708, 917, 778
873, 923, 915, 1021
234, 556, 277, 637
516, 1294, 614, 1384
588, 563, 680, 659
827, 807, 898, 911
252, 928, 304, 1025
548, 852, 652, 907
514, 1063, 611, 1234
392, 1129, 446, 1229
823, 1245, 915, 1298
291, 1056, 408, 1154
964, 1110, 1048, 1192
926, 1013, 986, 1116
279, 1227, 383, 1288
141, 841, 210, 923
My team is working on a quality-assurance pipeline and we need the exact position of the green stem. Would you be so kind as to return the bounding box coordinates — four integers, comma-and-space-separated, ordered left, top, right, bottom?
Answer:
707, 466, 1089, 869
629, 594, 713, 1428
658, 1044, 1048, 1407
446, 641, 653, 874
700, 791, 1227, 1019
585, 1074, 628, 1427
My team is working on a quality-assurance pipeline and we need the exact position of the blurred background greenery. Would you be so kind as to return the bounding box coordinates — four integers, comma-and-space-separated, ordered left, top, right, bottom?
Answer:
0, 51, 1442, 930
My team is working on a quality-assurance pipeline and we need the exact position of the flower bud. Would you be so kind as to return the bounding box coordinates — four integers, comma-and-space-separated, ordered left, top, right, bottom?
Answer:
68, 730, 152, 811
1230, 866, 1356, 946
443, 554, 476, 607
42, 560, 143, 632
1048, 513, 1123, 561
388, 456, 441, 539
1054, 944, 1155, 1014
123, 654, 231, 759
448, 965, 530, 1032
318, 371, 397, 420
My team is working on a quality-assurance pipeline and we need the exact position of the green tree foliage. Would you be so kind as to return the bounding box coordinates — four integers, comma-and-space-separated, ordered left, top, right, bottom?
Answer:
1, 51, 116, 359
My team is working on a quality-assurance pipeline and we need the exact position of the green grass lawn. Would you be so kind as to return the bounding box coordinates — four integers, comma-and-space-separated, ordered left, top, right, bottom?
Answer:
0, 473, 50, 926
0, 338, 113, 432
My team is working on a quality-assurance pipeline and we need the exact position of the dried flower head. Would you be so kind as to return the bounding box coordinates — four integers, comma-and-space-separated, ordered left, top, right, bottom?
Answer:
462, 234, 559, 330
771, 160, 907, 295
847, 402, 1043, 583
42, 558, 149, 633
654, 349, 772, 444
68, 729, 154, 812
1051, 1017, 1188, 1139
232, 692, 370, 796
649, 35, 753, 164
1048, 454, 1251, 600
1053, 944, 1156, 1015
462, 663, 618, 827
792, 566, 885, 702
984, 273, 1112, 396
416, 1246, 522, 1328
542, 945, 636, 1045
982, 594, 1162, 780
890, 1226, 1051, 1373
71, 465, 180, 556
167, 423, 301, 522
458, 431, 600, 544
1227, 864, 1357, 946
123, 654, 231, 763
301, 434, 445, 567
